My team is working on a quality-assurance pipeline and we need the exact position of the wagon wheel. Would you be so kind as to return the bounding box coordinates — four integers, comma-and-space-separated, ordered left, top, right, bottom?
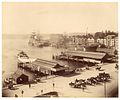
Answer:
74, 84, 77, 88
71, 84, 75, 88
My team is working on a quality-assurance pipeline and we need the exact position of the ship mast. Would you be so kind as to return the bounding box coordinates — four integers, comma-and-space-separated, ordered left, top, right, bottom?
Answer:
85, 27, 88, 46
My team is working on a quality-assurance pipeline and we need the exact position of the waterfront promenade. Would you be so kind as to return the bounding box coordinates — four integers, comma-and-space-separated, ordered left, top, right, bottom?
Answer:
3, 63, 118, 98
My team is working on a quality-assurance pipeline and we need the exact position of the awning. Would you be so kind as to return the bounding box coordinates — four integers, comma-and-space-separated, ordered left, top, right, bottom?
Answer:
64, 50, 106, 60
83, 58, 101, 63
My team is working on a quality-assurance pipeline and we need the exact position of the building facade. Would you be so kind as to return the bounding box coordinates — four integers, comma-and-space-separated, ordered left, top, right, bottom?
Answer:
105, 35, 116, 47
115, 37, 118, 50
87, 38, 95, 46
97, 38, 107, 45
96, 35, 118, 49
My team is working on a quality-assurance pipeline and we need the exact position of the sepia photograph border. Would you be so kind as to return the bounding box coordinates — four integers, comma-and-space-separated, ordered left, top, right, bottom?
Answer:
1, 0, 120, 100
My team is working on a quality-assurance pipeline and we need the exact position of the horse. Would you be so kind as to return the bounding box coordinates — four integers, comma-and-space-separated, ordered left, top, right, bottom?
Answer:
69, 82, 75, 87
96, 67, 101, 71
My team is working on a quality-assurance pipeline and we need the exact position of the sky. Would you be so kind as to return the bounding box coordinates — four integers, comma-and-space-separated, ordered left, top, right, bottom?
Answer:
2, 2, 118, 34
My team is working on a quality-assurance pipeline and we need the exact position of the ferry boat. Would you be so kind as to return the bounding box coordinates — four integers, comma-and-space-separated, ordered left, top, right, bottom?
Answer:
17, 51, 36, 63
17, 51, 29, 59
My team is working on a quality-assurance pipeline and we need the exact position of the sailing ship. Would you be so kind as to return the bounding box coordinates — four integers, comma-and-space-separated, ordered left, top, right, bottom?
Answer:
28, 32, 50, 48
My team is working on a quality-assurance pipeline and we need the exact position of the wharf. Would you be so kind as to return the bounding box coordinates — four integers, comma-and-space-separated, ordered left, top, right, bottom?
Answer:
3, 63, 118, 97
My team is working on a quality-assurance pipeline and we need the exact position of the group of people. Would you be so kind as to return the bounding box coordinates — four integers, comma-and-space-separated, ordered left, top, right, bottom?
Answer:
3, 78, 16, 89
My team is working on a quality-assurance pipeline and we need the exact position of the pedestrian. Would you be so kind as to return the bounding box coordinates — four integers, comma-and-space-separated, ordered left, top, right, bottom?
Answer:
41, 90, 43, 95
53, 83, 55, 90
53, 83, 55, 88
82, 86, 85, 92
21, 90, 24, 97
52, 55, 54, 59
29, 83, 31, 88
15, 94, 18, 97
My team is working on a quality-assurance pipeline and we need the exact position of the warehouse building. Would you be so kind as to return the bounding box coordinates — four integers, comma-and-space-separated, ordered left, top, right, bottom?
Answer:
96, 47, 115, 56
30, 58, 68, 75
58, 50, 110, 63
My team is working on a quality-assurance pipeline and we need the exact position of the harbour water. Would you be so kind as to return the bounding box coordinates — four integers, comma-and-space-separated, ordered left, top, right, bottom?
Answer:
2, 34, 86, 79
2, 34, 62, 78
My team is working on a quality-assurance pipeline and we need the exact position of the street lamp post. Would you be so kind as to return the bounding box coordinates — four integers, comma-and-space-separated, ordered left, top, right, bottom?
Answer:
103, 78, 107, 97
53, 78, 55, 91
104, 81, 106, 97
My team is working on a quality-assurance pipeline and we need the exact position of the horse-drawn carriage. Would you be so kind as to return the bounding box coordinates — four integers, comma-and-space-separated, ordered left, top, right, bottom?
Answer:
69, 79, 86, 89
97, 72, 111, 82
86, 72, 110, 86
69, 72, 111, 89
86, 77, 99, 85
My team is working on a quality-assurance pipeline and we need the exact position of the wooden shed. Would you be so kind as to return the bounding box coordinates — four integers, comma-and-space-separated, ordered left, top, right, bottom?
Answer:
11, 70, 29, 84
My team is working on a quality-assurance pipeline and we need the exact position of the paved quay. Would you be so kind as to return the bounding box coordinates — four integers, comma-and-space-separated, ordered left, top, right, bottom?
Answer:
3, 63, 118, 98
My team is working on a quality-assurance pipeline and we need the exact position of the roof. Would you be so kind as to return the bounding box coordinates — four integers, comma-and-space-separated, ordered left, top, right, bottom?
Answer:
106, 35, 116, 37
63, 50, 106, 60
33, 58, 57, 66
31, 58, 66, 72
18, 57, 36, 63
83, 58, 101, 63
11, 70, 28, 80
96, 48, 115, 54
